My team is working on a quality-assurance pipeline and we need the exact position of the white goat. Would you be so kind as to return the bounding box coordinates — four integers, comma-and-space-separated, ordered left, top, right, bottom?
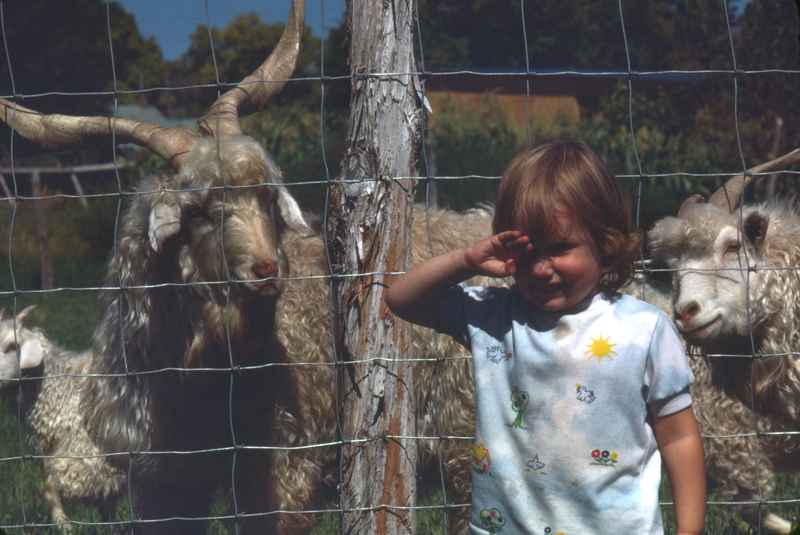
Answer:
0, 305, 125, 531
649, 150, 800, 534
0, 1, 326, 533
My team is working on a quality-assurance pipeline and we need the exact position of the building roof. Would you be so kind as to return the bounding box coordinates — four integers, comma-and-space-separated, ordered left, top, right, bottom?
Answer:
424, 67, 707, 97
110, 104, 199, 130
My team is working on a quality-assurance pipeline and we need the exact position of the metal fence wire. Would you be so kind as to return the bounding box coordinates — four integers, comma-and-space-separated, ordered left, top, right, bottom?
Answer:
0, 0, 798, 533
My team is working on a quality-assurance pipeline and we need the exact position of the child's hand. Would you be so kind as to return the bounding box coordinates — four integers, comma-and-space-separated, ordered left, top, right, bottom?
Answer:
464, 230, 532, 278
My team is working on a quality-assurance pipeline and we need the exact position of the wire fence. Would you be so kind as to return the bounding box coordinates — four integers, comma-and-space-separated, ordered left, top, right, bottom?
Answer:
0, 0, 797, 533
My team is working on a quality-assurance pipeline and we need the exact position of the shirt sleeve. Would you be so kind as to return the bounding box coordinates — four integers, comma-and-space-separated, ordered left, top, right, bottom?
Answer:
644, 312, 695, 417
439, 283, 506, 348
438, 283, 479, 348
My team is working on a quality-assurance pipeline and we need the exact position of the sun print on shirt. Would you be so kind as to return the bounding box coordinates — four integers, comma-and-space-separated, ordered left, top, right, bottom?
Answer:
585, 332, 617, 363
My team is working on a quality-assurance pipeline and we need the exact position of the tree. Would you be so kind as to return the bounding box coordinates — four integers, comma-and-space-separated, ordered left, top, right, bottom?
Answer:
327, 0, 423, 532
171, 14, 321, 118
0, 0, 166, 160
407, 0, 798, 228
414, 0, 695, 70
0, 0, 165, 114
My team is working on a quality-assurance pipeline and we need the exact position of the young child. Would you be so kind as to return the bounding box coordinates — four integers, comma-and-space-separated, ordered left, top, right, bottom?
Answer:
386, 140, 706, 535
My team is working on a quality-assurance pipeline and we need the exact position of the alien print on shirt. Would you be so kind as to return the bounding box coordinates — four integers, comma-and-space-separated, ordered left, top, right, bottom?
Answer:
506, 386, 529, 429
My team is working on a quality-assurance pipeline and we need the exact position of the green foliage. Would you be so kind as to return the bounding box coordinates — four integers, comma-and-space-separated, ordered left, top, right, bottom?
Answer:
0, 0, 165, 161
239, 101, 347, 216
0, 0, 166, 114
424, 93, 529, 210
170, 15, 322, 118
0, 194, 120, 293
660, 467, 799, 534
0, 291, 100, 352
414, 0, 742, 70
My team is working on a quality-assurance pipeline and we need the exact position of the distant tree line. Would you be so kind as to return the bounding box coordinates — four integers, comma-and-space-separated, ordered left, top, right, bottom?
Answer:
0, 0, 796, 229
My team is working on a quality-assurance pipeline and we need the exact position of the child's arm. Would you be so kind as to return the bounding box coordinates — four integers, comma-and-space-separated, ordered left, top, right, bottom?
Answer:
653, 406, 706, 535
385, 230, 531, 330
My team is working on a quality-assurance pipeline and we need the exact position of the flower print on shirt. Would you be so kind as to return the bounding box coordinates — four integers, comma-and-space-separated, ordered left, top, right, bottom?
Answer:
585, 332, 617, 363
486, 345, 512, 364
544, 528, 566, 535
589, 448, 619, 467
526, 454, 547, 475
479, 508, 506, 534
506, 386, 529, 430
575, 383, 596, 404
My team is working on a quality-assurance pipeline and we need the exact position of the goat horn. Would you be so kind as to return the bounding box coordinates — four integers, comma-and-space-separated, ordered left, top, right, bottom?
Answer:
676, 193, 707, 218
707, 148, 800, 213
0, 100, 202, 169
197, 0, 305, 138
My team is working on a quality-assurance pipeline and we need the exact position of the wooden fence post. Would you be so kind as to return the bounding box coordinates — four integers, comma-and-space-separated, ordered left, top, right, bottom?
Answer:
327, 0, 424, 533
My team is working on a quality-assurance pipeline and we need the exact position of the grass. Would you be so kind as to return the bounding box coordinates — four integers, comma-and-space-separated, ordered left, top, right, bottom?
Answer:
0, 418, 796, 535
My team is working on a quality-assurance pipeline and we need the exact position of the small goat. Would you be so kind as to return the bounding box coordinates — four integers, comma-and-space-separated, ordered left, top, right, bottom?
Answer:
0, 1, 325, 533
649, 149, 800, 534
0, 305, 125, 531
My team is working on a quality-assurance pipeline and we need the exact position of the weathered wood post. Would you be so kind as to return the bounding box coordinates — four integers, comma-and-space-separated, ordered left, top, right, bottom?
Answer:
326, 0, 423, 533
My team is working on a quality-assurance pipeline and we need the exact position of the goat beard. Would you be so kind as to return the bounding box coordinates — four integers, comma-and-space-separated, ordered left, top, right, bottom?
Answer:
184, 297, 278, 369
701, 333, 798, 422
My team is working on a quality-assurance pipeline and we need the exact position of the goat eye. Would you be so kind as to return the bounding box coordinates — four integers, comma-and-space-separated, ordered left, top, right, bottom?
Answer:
726, 243, 741, 254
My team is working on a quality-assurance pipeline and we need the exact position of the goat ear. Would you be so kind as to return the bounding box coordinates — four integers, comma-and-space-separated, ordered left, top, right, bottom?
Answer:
743, 211, 769, 254
15, 305, 37, 326
277, 186, 315, 237
19, 336, 44, 369
148, 202, 182, 252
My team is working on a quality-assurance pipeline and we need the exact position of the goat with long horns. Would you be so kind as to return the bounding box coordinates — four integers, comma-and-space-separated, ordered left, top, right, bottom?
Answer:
0, 0, 334, 533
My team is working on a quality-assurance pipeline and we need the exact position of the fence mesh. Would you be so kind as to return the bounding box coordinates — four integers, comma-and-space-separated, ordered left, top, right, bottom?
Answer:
0, 0, 797, 533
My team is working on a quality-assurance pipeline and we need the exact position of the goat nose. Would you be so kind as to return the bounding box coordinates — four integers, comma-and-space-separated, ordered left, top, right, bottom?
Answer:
677, 301, 701, 324
253, 260, 277, 280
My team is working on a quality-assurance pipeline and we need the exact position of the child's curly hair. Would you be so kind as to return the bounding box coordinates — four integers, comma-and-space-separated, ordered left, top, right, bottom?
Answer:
492, 139, 643, 292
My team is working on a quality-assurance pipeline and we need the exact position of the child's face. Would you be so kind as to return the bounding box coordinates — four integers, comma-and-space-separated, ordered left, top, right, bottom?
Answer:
513, 212, 605, 315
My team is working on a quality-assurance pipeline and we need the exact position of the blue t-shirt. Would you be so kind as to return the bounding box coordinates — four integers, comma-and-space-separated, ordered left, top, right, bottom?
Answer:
439, 285, 694, 535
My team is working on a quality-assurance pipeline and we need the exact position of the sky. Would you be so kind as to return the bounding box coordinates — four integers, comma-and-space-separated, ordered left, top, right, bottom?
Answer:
114, 0, 348, 61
